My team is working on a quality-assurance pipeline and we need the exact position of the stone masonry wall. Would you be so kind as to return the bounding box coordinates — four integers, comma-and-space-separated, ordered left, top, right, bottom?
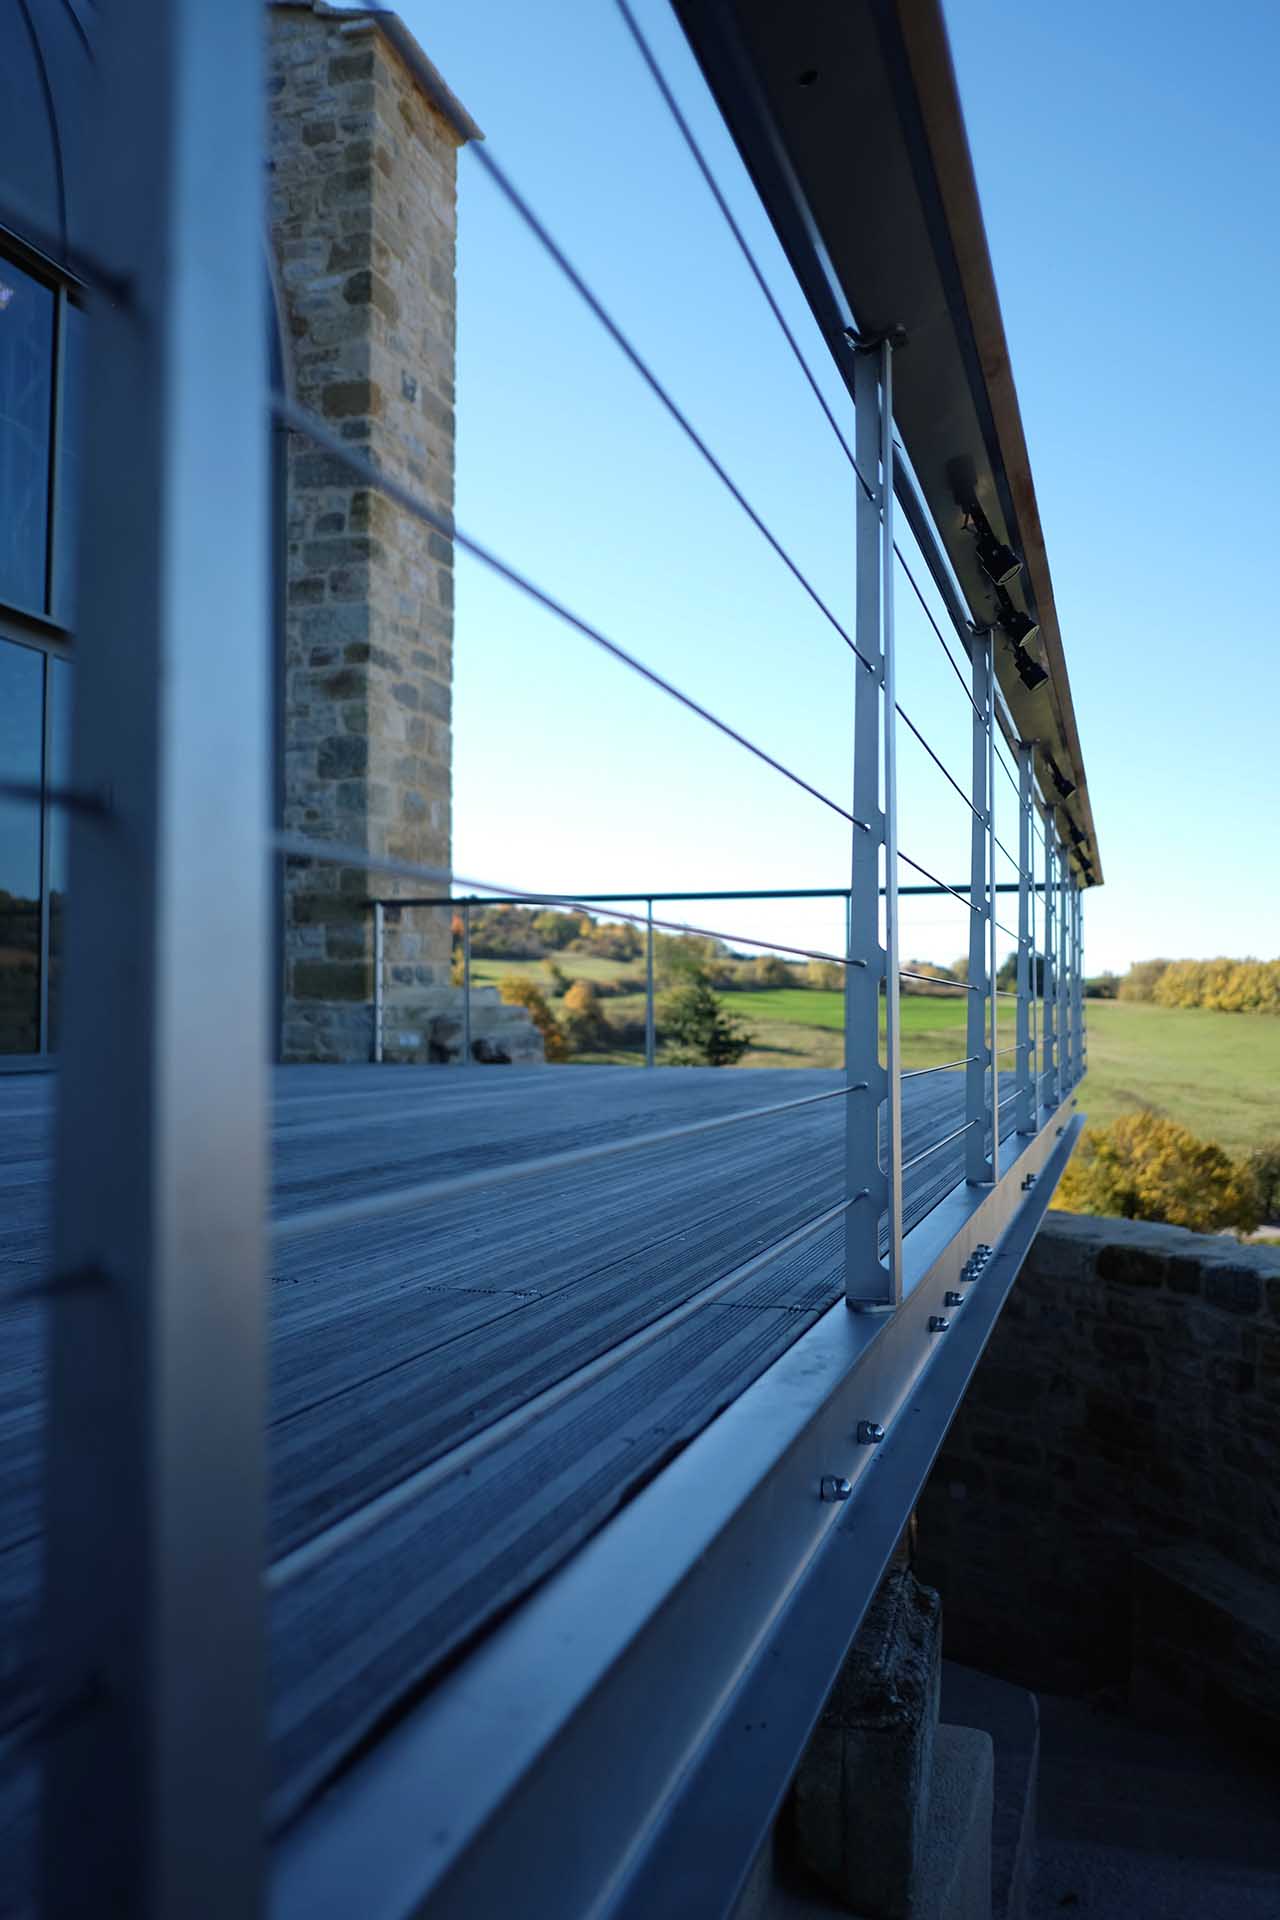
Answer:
269, 3, 461, 1061
916, 1213, 1280, 1697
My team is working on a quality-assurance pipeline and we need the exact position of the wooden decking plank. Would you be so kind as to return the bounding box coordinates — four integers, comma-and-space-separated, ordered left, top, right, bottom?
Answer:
0, 1063, 1008, 1863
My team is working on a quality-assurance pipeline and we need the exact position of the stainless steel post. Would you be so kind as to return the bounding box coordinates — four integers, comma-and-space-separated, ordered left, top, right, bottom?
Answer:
1057, 835, 1069, 1099
373, 901, 385, 1063
1044, 829, 1059, 1109
1029, 809, 1038, 1113
1059, 837, 1074, 1098
645, 899, 656, 1068
1075, 885, 1086, 1082
44, 0, 268, 1911
845, 341, 895, 1307
462, 901, 473, 1066
1015, 745, 1034, 1134
965, 634, 993, 1183
879, 339, 904, 1297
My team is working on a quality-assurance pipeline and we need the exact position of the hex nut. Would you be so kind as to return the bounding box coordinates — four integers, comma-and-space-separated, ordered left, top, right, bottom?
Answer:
857, 1420, 885, 1445
821, 1475, 853, 1502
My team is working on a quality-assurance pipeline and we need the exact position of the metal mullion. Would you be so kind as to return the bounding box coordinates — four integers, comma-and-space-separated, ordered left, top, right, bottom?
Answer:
845, 344, 890, 1307
1015, 743, 1033, 1134
37, 655, 52, 1054
45, 285, 67, 621
43, 3, 269, 1913
965, 633, 992, 1183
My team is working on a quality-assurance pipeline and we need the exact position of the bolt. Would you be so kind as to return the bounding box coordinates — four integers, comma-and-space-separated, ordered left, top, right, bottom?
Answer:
929, 1315, 950, 1333
821, 1475, 853, 1502
857, 1420, 885, 1445
945, 1290, 963, 1307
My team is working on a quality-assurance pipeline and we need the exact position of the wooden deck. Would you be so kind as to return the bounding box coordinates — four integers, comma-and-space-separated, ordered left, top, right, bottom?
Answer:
0, 1061, 996, 1888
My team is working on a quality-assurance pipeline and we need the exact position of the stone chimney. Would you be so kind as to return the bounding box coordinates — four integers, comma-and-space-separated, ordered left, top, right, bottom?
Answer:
268, 2, 474, 1062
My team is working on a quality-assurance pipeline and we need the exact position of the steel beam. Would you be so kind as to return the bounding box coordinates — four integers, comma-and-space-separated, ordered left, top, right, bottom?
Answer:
42, 2, 269, 1914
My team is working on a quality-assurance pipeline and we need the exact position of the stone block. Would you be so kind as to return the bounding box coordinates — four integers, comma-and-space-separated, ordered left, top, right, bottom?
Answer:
793, 1569, 942, 1917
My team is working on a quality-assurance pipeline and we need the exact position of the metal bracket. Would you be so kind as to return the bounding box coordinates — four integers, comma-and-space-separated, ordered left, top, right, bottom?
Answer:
843, 323, 908, 353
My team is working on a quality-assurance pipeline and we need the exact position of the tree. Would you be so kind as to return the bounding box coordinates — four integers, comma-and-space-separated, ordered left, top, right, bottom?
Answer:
1085, 972, 1120, 999
1057, 1110, 1260, 1234
1244, 1141, 1280, 1224
1118, 959, 1171, 1003
531, 909, 580, 951
545, 960, 571, 998
561, 978, 609, 1051
749, 954, 792, 989
659, 979, 752, 1066
805, 960, 844, 991
499, 974, 568, 1062
654, 932, 719, 987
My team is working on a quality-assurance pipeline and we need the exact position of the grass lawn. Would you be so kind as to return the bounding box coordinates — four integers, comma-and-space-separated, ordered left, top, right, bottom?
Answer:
1073, 1001, 1280, 1155
466, 955, 1280, 1154
469, 953, 643, 990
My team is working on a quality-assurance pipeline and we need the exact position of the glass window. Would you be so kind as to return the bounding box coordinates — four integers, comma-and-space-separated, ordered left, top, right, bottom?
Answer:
0, 639, 44, 1053
0, 259, 55, 615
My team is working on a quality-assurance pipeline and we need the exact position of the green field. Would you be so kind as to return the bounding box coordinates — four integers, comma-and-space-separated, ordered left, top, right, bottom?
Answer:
470, 953, 1280, 1155
1072, 1001, 1280, 1155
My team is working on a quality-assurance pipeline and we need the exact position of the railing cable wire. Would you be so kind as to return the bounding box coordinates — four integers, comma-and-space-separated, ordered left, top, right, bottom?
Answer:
465, 139, 872, 672
609, 0, 986, 729
275, 398, 858, 832
275, 830, 856, 968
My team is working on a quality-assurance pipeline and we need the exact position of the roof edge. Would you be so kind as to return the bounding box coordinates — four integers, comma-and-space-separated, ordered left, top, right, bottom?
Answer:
889, 0, 1101, 883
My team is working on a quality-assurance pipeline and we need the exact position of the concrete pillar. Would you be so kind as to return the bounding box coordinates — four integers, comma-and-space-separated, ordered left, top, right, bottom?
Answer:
793, 1567, 943, 1918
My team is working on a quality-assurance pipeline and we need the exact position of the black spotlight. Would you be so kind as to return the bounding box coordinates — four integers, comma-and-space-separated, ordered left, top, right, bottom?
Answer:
1011, 644, 1048, 692
972, 518, 1021, 587
995, 588, 1041, 651
995, 589, 1046, 689
1044, 753, 1077, 801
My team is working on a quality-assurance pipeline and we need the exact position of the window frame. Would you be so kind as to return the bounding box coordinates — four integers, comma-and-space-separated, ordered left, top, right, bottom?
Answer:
0, 225, 80, 1070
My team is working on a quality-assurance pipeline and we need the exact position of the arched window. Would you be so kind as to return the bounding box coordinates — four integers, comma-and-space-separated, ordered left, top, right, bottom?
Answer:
0, 3, 90, 1063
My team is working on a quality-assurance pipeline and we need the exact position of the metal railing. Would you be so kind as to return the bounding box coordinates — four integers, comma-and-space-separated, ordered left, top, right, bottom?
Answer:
22, 1, 1093, 1911
369, 886, 853, 1071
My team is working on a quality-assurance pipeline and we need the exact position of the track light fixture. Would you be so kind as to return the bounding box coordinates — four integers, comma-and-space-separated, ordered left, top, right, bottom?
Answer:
994, 587, 1046, 689
1010, 643, 1048, 692
966, 502, 1021, 586
1043, 752, 1077, 802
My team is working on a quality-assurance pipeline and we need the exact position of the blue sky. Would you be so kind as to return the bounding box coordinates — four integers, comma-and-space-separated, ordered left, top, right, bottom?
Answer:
401, 0, 1280, 977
